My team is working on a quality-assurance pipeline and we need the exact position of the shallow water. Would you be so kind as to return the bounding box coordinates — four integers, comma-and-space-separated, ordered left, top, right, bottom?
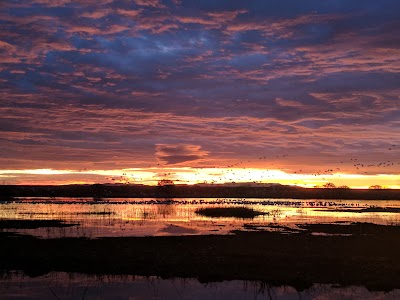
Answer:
1, 272, 399, 300
1, 197, 400, 238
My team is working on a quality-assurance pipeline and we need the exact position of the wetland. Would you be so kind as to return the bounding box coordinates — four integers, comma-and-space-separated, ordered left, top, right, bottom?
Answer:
2, 193, 400, 298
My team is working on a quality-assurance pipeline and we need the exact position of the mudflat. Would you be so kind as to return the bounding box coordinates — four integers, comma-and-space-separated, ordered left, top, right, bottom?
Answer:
1, 222, 400, 291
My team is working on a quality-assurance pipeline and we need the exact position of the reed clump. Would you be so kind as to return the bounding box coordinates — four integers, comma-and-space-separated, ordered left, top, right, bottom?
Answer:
195, 207, 267, 219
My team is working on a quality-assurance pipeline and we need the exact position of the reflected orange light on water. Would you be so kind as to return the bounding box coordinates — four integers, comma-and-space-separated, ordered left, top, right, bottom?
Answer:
2, 198, 400, 239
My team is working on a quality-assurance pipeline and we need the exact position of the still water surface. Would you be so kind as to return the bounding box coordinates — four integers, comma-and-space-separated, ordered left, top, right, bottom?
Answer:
1, 272, 399, 300
1, 198, 400, 238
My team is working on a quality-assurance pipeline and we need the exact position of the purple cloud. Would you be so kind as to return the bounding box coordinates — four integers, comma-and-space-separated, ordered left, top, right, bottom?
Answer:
155, 144, 209, 165
0, 0, 399, 182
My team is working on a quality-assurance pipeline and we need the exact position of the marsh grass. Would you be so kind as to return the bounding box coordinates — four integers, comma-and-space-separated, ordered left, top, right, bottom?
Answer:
195, 207, 267, 219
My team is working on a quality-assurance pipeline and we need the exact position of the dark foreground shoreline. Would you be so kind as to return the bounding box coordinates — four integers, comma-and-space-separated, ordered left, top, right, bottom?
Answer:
2, 227, 400, 291
1, 184, 400, 200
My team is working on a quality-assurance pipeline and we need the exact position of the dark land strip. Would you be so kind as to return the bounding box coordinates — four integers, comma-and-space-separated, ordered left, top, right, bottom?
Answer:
315, 207, 400, 213
1, 224, 400, 291
1, 184, 400, 200
0, 219, 77, 229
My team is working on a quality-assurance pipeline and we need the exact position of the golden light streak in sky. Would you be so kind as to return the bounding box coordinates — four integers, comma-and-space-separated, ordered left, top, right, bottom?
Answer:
0, 168, 399, 189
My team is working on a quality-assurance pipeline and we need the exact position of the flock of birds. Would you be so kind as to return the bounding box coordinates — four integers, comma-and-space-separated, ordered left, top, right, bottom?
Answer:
107, 144, 399, 186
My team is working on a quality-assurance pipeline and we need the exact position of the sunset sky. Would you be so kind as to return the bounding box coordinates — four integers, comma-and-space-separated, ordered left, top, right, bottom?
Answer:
1, 0, 399, 188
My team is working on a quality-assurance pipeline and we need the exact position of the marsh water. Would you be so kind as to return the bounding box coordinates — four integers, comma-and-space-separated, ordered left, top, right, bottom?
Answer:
1, 197, 400, 238
2, 198, 400, 299
1, 272, 400, 300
